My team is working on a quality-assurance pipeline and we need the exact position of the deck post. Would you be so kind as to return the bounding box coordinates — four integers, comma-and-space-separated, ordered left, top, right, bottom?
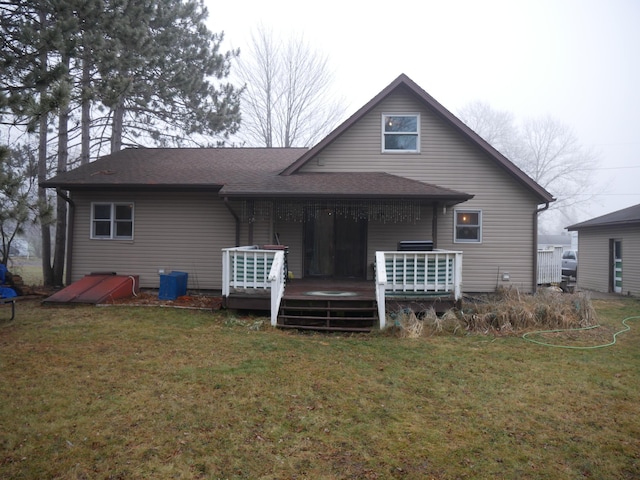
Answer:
222, 249, 230, 297
454, 251, 463, 300
268, 251, 286, 326
375, 252, 387, 328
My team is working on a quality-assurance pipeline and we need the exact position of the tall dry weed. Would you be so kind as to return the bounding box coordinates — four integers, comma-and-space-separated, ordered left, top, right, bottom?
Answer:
461, 287, 598, 333
390, 288, 598, 337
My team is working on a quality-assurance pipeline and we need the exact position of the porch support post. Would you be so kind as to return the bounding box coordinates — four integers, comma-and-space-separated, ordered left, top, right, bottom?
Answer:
432, 203, 438, 249
248, 200, 254, 245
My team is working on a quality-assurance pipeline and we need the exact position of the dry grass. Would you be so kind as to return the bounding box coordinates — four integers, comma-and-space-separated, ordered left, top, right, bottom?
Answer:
393, 288, 598, 338
1, 296, 639, 479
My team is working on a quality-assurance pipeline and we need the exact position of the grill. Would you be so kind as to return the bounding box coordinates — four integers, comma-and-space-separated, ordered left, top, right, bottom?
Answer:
397, 240, 434, 251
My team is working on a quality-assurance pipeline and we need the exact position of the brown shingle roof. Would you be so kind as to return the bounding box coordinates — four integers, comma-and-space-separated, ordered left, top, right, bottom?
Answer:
42, 147, 473, 203
219, 172, 473, 203
41, 147, 307, 190
280, 74, 555, 204
568, 203, 640, 230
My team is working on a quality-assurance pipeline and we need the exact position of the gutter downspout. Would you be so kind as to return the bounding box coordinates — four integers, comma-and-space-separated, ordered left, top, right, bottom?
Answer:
56, 189, 75, 286
224, 197, 241, 247
533, 202, 550, 293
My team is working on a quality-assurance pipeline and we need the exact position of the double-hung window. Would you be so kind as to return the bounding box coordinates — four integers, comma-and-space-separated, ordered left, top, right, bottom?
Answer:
91, 202, 134, 240
454, 209, 482, 243
382, 114, 420, 152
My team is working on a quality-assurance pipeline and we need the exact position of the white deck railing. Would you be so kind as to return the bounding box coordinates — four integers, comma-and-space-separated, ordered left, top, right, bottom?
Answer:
221, 246, 286, 326
537, 246, 563, 285
375, 250, 463, 328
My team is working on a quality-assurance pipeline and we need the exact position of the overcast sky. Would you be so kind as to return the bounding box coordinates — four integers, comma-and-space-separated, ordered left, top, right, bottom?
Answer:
206, 0, 640, 227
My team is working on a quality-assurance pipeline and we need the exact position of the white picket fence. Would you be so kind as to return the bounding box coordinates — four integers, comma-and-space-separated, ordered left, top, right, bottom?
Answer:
537, 246, 563, 285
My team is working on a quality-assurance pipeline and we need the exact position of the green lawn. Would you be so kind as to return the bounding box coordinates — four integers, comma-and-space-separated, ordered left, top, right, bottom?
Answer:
1, 297, 639, 479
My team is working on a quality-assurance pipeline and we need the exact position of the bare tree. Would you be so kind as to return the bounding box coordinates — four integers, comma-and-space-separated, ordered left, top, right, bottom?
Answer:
235, 26, 346, 147
457, 101, 524, 161
458, 102, 600, 232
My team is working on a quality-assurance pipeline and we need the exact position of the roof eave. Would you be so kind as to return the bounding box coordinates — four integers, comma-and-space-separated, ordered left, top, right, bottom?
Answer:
568, 220, 640, 231
39, 183, 224, 192
220, 192, 474, 203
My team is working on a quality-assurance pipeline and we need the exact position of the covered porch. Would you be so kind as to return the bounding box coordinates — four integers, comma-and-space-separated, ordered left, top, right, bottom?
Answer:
221, 246, 463, 331
220, 172, 470, 330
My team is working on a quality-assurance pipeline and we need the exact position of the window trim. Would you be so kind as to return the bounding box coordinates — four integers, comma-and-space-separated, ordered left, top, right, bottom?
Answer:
381, 113, 420, 153
90, 202, 135, 240
454, 209, 482, 244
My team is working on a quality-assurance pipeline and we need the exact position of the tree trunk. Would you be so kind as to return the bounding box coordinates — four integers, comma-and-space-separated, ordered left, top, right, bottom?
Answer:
37, 10, 53, 286
80, 53, 91, 165
53, 56, 69, 286
111, 100, 124, 152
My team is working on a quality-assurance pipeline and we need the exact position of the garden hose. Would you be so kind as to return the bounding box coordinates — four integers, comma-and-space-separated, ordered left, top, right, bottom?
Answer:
522, 315, 640, 349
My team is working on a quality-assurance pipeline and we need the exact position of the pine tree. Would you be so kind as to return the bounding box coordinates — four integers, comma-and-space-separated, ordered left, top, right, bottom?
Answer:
0, 145, 37, 266
2, 0, 241, 286
97, 0, 241, 151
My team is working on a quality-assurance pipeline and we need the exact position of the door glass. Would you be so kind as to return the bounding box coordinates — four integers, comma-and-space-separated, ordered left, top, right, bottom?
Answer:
334, 214, 366, 278
304, 208, 334, 276
613, 240, 622, 293
304, 207, 367, 278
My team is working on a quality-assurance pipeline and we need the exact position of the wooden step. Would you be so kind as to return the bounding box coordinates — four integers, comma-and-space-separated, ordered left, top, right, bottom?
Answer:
278, 324, 373, 333
279, 314, 377, 322
278, 298, 378, 332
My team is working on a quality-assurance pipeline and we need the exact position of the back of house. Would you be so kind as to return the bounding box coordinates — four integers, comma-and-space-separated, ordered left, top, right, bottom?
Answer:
42, 74, 554, 296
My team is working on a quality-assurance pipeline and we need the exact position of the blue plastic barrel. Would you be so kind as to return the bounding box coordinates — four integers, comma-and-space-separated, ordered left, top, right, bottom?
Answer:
158, 271, 188, 300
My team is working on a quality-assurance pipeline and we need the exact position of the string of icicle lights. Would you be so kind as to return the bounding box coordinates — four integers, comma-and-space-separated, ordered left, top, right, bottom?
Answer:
240, 199, 422, 224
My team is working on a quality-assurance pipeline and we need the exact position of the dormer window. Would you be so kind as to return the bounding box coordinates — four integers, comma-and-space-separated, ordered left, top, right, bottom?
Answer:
382, 114, 420, 152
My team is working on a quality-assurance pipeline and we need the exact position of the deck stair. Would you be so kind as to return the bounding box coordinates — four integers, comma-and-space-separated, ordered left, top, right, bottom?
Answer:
278, 297, 378, 332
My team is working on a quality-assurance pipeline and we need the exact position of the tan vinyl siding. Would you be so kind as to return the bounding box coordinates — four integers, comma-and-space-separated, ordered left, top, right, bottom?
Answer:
251, 216, 273, 246
576, 225, 640, 296
299, 89, 540, 292
71, 191, 236, 290
366, 217, 432, 280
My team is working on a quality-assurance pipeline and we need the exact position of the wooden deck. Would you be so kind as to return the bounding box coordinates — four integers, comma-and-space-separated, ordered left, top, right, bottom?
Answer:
282, 278, 375, 300
222, 247, 463, 330
278, 279, 377, 332
224, 278, 458, 331
224, 278, 377, 332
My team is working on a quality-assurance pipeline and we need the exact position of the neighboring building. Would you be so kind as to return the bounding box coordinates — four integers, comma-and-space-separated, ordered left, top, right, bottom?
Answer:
568, 203, 640, 296
42, 74, 554, 298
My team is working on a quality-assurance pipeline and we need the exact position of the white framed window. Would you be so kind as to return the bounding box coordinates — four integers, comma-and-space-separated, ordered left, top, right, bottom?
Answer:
382, 113, 420, 152
454, 209, 482, 243
91, 202, 134, 240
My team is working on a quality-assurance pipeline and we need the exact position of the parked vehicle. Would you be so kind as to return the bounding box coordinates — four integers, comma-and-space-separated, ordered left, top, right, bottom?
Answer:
561, 250, 578, 278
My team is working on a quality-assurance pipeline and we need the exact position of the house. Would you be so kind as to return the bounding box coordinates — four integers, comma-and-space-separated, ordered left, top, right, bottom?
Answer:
567, 203, 640, 296
41, 74, 554, 329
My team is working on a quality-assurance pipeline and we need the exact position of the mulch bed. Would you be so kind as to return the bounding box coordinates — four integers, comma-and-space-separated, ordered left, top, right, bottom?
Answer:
103, 291, 223, 310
